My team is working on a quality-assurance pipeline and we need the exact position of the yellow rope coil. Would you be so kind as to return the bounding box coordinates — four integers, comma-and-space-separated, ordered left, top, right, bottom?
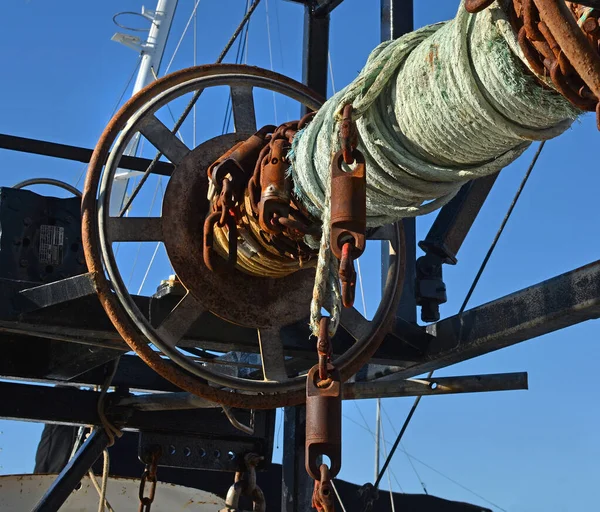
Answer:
211, 192, 315, 278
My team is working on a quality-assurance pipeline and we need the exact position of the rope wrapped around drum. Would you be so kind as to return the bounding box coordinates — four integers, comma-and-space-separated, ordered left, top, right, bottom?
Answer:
82, 0, 600, 409
286, 0, 595, 335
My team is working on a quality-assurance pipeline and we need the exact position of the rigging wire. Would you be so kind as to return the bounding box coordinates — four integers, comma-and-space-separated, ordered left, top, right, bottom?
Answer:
126, 176, 163, 287
137, 179, 166, 295
264, 0, 278, 124
74, 56, 142, 189
330, 480, 348, 512
121, 0, 262, 216
379, 411, 507, 512
379, 418, 397, 510
349, 406, 404, 492
372, 141, 546, 500
164, 0, 203, 75
221, 0, 251, 134
458, 141, 546, 318
382, 408, 427, 495
347, 411, 504, 510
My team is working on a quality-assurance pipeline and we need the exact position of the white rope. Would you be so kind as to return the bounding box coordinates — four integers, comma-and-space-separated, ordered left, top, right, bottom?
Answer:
330, 479, 348, 512
290, 1, 580, 336
97, 449, 111, 512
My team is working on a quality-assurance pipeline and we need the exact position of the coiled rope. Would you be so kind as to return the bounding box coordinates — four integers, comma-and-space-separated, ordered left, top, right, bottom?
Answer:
289, 1, 580, 335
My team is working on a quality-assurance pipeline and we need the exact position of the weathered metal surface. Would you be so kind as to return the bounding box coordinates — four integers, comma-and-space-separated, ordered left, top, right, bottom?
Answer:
138, 115, 191, 165
106, 216, 163, 242
343, 372, 528, 399
17, 272, 98, 312
419, 174, 499, 265
138, 432, 269, 473
258, 138, 292, 234
0, 133, 175, 175
305, 365, 342, 480
329, 150, 366, 261
163, 133, 315, 329
394, 259, 600, 378
464, 0, 495, 13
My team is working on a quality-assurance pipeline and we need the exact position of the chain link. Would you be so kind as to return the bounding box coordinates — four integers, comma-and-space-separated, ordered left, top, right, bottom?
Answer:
312, 464, 335, 512
138, 448, 160, 512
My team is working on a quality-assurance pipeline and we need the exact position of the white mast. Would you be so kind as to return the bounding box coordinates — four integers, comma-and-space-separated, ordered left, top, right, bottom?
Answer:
110, 0, 179, 215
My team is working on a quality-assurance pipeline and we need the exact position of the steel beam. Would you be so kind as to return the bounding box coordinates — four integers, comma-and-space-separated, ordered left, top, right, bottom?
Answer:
301, 4, 329, 103
281, 406, 314, 512
419, 174, 499, 264
344, 372, 528, 400
0, 133, 174, 176
380, 0, 417, 325
395, 260, 600, 378
32, 428, 110, 512
0, 380, 273, 438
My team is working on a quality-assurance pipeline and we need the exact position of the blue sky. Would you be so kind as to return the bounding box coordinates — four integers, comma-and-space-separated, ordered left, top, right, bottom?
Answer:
1, 1, 599, 510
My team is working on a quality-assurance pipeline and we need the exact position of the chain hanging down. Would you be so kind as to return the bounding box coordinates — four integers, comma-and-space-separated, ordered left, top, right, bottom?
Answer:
138, 447, 161, 512
220, 453, 266, 512
306, 316, 343, 512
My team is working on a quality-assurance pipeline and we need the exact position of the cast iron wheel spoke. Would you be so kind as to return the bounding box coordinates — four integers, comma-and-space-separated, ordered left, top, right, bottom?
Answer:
138, 115, 191, 165
257, 327, 289, 382
230, 85, 257, 133
339, 306, 372, 341
156, 292, 206, 349
106, 216, 163, 242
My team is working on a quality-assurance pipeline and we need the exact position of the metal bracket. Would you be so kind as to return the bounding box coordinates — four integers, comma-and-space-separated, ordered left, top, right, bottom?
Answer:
138, 432, 269, 472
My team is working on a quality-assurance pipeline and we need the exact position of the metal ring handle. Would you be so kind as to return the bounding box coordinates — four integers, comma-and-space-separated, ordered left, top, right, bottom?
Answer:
13, 178, 82, 197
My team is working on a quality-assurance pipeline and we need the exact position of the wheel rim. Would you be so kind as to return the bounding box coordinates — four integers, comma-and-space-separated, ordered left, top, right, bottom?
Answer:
82, 64, 406, 408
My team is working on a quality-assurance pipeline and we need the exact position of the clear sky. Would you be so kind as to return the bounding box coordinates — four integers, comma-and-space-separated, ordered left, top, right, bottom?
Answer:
1, 1, 599, 511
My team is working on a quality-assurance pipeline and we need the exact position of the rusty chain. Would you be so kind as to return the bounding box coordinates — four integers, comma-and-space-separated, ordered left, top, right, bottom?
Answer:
204, 113, 320, 271
306, 319, 342, 512
312, 464, 335, 512
220, 453, 266, 512
466, 1, 600, 129
138, 447, 161, 512
330, 105, 367, 309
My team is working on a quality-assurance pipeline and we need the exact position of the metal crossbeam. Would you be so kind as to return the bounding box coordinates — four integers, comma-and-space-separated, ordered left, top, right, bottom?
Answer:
399, 260, 600, 378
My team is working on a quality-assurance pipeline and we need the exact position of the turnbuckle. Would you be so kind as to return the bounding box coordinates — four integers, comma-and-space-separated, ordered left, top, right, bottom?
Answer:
305, 362, 342, 482
330, 146, 366, 309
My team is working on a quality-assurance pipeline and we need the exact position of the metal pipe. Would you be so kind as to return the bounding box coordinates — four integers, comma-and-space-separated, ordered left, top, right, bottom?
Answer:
343, 372, 528, 400
116, 390, 218, 410
12, 178, 82, 197
32, 428, 110, 512
116, 372, 528, 411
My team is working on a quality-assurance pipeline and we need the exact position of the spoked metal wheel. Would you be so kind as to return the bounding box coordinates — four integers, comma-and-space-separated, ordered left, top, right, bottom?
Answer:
82, 64, 406, 408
